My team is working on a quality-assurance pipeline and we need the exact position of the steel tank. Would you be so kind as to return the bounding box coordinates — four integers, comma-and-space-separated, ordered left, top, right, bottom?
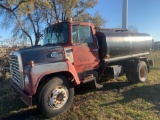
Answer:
96, 29, 153, 62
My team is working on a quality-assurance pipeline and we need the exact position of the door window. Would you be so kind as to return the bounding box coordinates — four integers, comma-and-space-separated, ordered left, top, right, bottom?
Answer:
72, 26, 93, 44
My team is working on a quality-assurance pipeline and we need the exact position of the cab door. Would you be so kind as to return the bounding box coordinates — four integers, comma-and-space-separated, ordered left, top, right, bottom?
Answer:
72, 25, 99, 73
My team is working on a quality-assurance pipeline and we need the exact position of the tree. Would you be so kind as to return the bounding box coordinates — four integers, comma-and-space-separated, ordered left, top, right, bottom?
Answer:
0, 0, 50, 46
0, 0, 27, 12
0, 0, 106, 46
116, 25, 138, 32
44, 0, 106, 26
76, 11, 106, 27
128, 25, 138, 32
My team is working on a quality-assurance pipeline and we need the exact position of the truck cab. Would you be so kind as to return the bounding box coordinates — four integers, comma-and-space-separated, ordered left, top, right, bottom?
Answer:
42, 21, 100, 72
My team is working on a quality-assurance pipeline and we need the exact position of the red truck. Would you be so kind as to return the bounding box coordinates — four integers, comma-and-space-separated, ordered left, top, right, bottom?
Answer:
10, 20, 152, 117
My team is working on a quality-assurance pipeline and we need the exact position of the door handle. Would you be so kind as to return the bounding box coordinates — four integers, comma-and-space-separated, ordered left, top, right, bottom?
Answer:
93, 49, 98, 52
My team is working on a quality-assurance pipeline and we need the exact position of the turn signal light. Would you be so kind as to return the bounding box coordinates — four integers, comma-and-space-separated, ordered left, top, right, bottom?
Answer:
106, 55, 110, 59
30, 61, 34, 67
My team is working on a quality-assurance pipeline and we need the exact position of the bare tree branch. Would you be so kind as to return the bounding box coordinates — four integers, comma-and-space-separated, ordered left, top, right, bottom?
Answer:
12, 11, 33, 46
0, 0, 27, 12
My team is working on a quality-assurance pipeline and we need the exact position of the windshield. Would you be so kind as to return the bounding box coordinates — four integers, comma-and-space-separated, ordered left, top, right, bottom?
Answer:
43, 23, 68, 45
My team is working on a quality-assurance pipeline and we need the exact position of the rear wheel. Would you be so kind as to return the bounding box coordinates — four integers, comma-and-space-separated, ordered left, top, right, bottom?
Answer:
126, 61, 148, 83
137, 61, 148, 82
126, 72, 136, 83
37, 76, 74, 117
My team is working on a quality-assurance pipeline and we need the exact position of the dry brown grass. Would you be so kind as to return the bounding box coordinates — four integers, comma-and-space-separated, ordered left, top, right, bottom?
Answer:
0, 51, 160, 120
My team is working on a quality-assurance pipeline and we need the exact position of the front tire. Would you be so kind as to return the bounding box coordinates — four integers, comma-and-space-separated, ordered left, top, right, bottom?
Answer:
37, 76, 74, 117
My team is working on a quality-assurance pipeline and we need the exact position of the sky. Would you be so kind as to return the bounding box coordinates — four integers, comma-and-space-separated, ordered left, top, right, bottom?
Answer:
0, 0, 160, 42
88, 0, 160, 41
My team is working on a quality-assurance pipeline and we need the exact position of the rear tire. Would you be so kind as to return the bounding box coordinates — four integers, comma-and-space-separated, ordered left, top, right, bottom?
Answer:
137, 61, 148, 82
126, 72, 136, 83
37, 76, 74, 117
126, 61, 148, 83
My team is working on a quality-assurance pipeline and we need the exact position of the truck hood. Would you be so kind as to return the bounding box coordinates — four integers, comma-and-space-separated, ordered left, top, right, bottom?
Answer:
11, 45, 65, 68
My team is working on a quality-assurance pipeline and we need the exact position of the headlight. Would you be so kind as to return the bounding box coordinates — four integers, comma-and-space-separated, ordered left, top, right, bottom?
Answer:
25, 75, 29, 86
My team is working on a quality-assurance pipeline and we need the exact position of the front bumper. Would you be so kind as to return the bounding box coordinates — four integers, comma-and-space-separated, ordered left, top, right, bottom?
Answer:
11, 79, 32, 106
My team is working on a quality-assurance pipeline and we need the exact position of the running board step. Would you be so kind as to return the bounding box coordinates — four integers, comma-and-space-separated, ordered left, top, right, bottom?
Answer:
81, 76, 103, 89
95, 83, 103, 89
81, 76, 96, 83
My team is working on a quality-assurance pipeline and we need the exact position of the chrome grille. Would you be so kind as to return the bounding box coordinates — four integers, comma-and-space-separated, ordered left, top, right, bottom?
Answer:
10, 55, 21, 84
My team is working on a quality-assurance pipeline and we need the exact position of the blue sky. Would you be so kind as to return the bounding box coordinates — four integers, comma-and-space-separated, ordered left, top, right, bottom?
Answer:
88, 0, 160, 41
0, 0, 160, 42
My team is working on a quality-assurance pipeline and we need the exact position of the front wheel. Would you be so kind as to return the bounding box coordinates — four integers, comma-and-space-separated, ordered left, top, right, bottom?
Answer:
37, 76, 74, 117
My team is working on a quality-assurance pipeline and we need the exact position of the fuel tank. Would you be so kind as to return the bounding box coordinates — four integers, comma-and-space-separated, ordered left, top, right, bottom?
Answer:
96, 29, 153, 62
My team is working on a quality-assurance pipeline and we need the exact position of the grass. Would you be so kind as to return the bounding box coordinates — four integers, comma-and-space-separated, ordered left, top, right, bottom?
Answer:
0, 51, 160, 120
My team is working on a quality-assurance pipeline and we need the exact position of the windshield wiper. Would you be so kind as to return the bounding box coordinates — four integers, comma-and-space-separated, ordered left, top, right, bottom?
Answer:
44, 43, 53, 46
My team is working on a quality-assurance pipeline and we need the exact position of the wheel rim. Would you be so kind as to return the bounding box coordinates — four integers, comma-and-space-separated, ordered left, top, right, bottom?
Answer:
140, 66, 147, 79
48, 86, 69, 109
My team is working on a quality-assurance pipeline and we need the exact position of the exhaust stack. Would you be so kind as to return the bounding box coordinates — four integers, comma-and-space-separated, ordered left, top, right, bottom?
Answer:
122, 0, 128, 30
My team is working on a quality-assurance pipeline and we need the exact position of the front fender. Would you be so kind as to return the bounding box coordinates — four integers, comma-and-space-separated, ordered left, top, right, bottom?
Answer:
66, 61, 81, 85
24, 61, 80, 95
